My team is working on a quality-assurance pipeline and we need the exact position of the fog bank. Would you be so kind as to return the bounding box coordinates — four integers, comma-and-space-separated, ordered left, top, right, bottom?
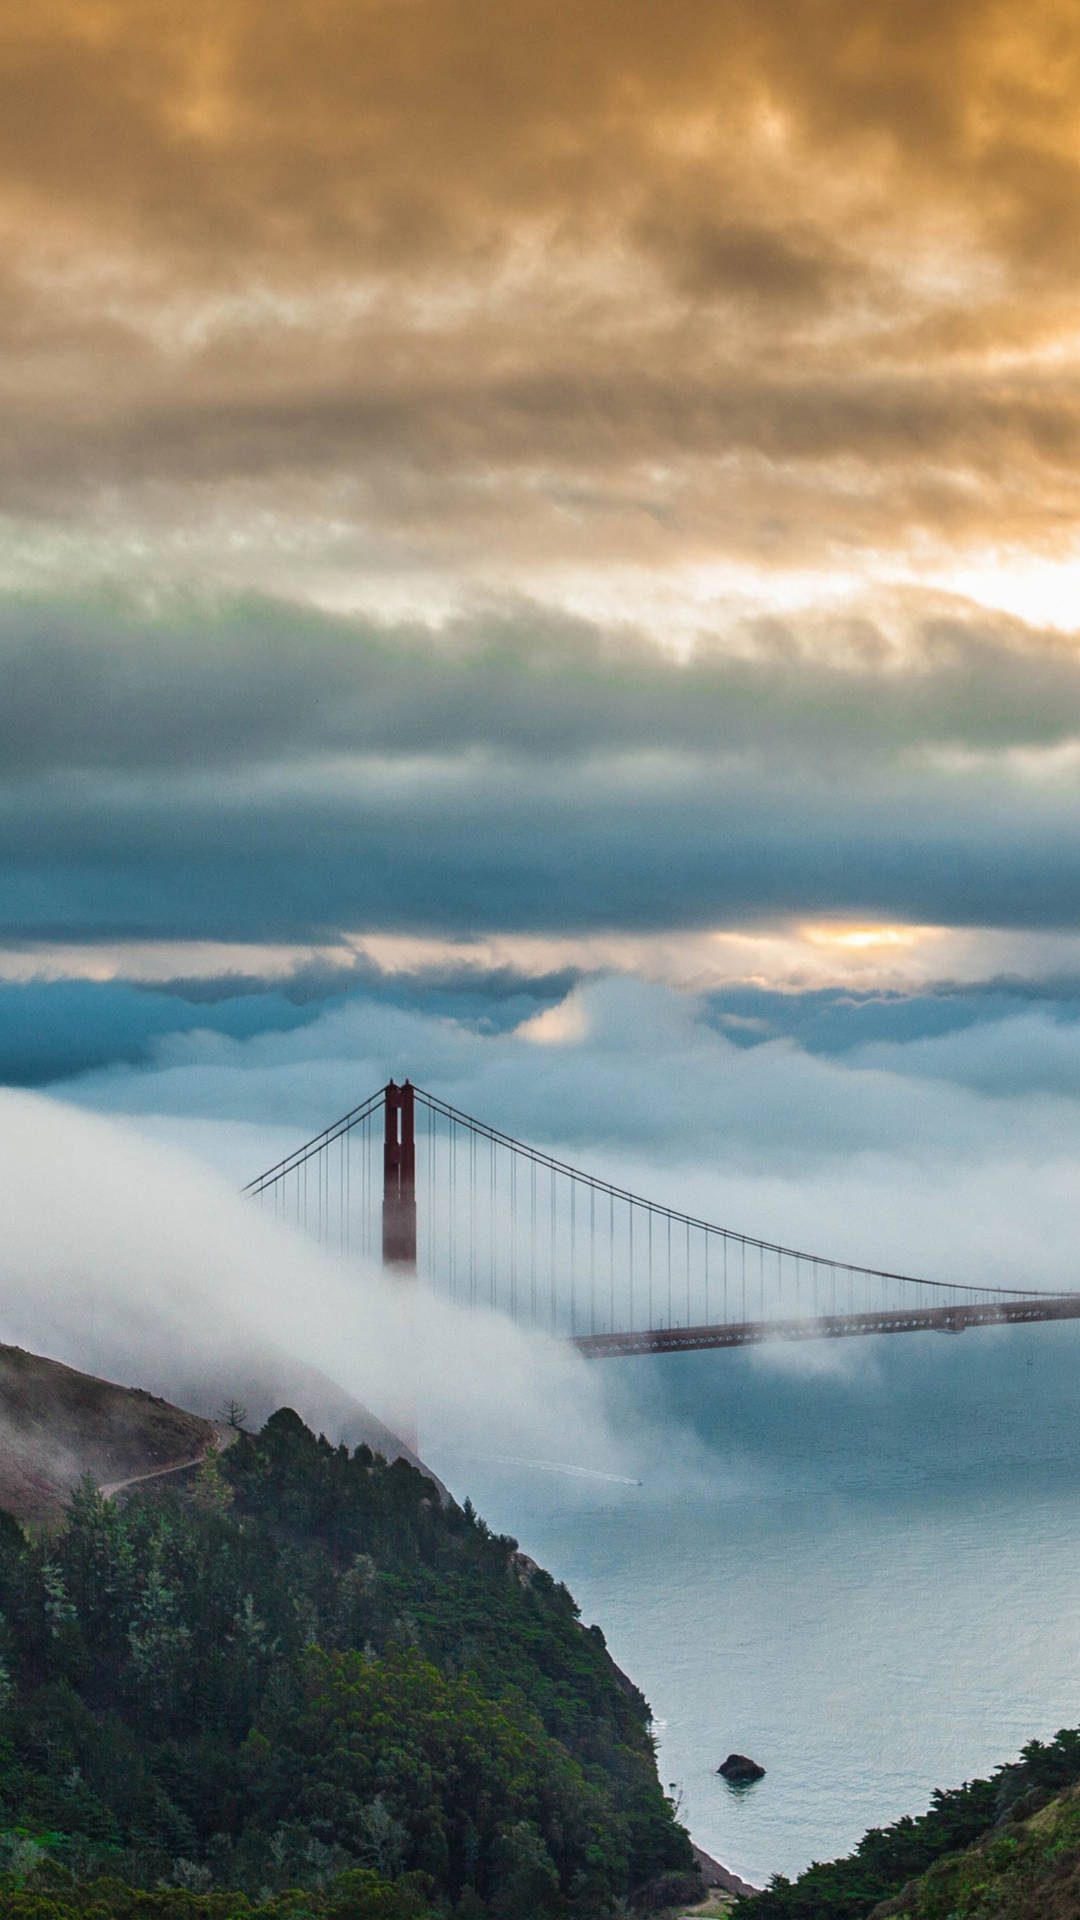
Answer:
0, 1087, 640, 1487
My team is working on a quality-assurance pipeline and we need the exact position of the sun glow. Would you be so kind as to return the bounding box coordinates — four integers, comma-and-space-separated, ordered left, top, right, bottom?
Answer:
933, 550, 1080, 633
800, 923, 938, 951
12, 921, 1080, 1000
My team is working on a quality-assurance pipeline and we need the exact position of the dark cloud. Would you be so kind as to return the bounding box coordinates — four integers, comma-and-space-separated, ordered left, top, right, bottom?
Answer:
3, 589, 1080, 943
149, 955, 577, 1015
0, 978, 316, 1085
2, 0, 1073, 282
634, 212, 860, 313
6, 590, 1080, 777
4, 741, 1080, 941
8, 355, 1080, 548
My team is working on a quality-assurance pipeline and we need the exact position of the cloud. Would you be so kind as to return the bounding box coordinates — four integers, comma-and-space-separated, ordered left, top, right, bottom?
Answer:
2, 0, 1073, 289
16, 963, 1080, 1533
851, 1005, 1080, 1098
0, 1084, 637, 1479
33, 972, 1080, 1332
4, 589, 1080, 946
11, 589, 1080, 775
635, 211, 860, 313
6, 9, 1080, 986
0, 957, 589, 1088
6, 747, 1080, 944
54, 970, 1080, 1166
2, 0, 1080, 594
0, 977, 327, 1085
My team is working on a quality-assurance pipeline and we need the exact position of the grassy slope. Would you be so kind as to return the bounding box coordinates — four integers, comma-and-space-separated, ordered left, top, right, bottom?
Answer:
872, 1784, 1080, 1920
0, 1343, 215, 1522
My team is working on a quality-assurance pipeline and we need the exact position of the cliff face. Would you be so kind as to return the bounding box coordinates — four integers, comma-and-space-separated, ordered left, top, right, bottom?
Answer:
872, 1784, 1080, 1919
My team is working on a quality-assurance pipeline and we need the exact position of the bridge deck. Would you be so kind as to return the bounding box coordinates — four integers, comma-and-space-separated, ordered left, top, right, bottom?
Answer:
571, 1295, 1080, 1357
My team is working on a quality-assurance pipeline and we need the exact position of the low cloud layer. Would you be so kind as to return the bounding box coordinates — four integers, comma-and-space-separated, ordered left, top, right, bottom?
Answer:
6, 589, 1080, 946
11, 590, 1080, 776
12, 963, 1080, 1529
44, 974, 1080, 1308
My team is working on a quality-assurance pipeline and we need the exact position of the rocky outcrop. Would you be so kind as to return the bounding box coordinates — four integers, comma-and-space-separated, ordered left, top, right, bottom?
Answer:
718, 1752, 766, 1783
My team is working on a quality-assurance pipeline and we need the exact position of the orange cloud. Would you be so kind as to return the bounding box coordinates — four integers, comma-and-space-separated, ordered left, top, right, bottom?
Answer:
1, 0, 1080, 625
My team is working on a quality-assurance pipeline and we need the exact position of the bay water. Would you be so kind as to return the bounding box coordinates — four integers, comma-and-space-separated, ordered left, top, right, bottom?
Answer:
427, 1322, 1080, 1888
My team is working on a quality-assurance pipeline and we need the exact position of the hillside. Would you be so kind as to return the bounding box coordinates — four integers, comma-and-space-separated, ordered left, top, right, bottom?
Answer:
869, 1783, 1080, 1919
0, 1344, 216, 1521
0, 1341, 446, 1526
0, 1406, 699, 1917
156, 1346, 443, 1482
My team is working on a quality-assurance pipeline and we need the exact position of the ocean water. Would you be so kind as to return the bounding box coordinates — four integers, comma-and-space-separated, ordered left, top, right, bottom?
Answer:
426, 1322, 1080, 1889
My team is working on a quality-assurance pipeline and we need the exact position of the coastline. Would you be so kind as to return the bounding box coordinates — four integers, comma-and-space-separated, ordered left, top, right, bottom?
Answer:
692, 1840, 760, 1899
573, 1623, 761, 1902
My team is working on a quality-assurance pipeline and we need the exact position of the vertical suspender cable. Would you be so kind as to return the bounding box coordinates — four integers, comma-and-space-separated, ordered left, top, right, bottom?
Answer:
469, 1129, 476, 1309
589, 1185, 596, 1335
510, 1152, 517, 1322
609, 1191, 615, 1335
530, 1158, 537, 1325
550, 1165, 557, 1332
629, 1202, 635, 1329
489, 1136, 496, 1310
570, 1177, 576, 1334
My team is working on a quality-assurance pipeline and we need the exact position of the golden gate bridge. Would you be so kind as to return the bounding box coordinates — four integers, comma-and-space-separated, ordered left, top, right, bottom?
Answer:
244, 1080, 1080, 1355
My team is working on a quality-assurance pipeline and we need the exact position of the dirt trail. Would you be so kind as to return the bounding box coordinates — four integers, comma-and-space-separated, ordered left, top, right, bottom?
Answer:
101, 1424, 237, 1499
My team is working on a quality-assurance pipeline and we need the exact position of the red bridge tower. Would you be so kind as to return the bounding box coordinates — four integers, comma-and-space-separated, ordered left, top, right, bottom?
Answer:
382, 1080, 418, 1454
382, 1079, 417, 1270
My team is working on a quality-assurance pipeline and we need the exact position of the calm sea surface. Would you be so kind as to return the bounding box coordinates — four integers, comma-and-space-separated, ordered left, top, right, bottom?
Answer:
426, 1323, 1080, 1888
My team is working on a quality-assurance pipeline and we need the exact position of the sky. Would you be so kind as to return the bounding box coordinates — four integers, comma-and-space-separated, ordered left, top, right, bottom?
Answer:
6, 0, 1080, 980
9, 0, 1080, 1391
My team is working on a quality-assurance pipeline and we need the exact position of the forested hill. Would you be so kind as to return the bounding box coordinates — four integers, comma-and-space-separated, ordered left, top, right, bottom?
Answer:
0, 1409, 699, 1918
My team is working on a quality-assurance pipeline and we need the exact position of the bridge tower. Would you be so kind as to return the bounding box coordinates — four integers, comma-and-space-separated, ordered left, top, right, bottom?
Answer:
382, 1080, 418, 1454
382, 1079, 417, 1269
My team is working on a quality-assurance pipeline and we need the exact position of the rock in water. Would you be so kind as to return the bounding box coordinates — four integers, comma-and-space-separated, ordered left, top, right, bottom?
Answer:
718, 1752, 766, 1782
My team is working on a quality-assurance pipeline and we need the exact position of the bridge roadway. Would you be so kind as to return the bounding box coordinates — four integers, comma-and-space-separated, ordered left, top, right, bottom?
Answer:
571, 1293, 1080, 1357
